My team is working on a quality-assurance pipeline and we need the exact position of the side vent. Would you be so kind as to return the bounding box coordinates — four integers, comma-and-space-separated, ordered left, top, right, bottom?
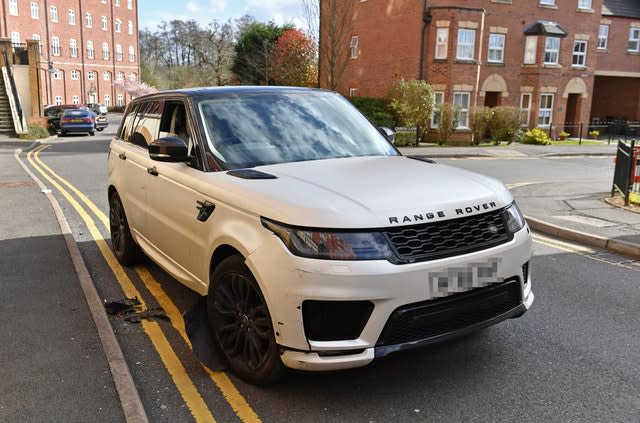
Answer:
227, 169, 277, 179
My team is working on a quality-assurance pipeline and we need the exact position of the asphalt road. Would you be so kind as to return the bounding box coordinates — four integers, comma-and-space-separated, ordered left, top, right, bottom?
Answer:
19, 126, 640, 422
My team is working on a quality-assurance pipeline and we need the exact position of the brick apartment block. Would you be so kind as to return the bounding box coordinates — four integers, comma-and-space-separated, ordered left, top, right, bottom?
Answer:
1, 0, 139, 108
319, 0, 640, 140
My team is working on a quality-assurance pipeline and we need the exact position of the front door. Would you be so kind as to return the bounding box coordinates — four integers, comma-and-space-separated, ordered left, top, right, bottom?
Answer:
484, 92, 501, 108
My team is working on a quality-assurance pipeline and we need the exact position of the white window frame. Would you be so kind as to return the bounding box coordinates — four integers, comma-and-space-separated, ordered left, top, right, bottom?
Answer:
104, 95, 111, 107
524, 36, 537, 64
86, 12, 92, 28
128, 45, 135, 62
431, 92, 444, 128
115, 19, 122, 32
117, 94, 125, 107
540, 0, 555, 5
116, 44, 123, 61
128, 20, 134, 35
572, 40, 587, 67
598, 25, 609, 50
9, 0, 18, 16
68, 9, 76, 25
128, 0, 133, 10
453, 92, 470, 129
52, 37, 61, 56
87, 71, 96, 80
544, 37, 560, 64
31, 2, 39, 19
87, 41, 95, 59
350, 36, 359, 59
520, 93, 532, 127
488, 33, 505, 63
115, 0, 121, 6
103, 71, 111, 80
71, 70, 80, 80
456, 29, 476, 60
435, 28, 448, 59
10, 32, 21, 45
70, 39, 78, 57
50, 6, 58, 22
52, 70, 61, 80
349, 88, 358, 97
117, 71, 124, 81
101, 16, 108, 31
578, 0, 592, 9
629, 28, 640, 52
72, 95, 80, 105
102, 43, 109, 60
537, 94, 554, 126
54, 95, 63, 105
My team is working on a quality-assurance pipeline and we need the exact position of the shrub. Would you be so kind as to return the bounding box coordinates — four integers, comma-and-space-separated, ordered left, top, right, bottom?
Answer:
393, 131, 417, 147
521, 128, 551, 145
559, 130, 570, 138
388, 79, 433, 142
25, 117, 51, 140
436, 103, 458, 146
350, 96, 395, 127
488, 106, 521, 144
588, 129, 600, 138
468, 106, 491, 145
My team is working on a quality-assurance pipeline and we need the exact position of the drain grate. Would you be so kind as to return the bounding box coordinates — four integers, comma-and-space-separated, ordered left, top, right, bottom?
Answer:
0, 180, 34, 189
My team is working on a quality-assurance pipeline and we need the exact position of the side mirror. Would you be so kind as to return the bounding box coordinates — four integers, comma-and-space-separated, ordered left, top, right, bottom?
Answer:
379, 127, 396, 144
149, 136, 189, 162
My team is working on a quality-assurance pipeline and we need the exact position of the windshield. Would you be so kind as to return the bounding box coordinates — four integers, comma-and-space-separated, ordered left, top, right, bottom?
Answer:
198, 91, 398, 169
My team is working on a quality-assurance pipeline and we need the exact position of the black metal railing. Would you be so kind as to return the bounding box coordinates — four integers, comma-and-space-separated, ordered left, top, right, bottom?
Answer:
612, 140, 639, 206
545, 120, 640, 144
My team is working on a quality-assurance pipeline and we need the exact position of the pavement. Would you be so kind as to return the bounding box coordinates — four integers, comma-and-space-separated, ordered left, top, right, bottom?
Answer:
0, 133, 639, 422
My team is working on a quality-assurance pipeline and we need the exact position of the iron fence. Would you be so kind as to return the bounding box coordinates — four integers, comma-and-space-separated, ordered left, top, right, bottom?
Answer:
545, 121, 640, 144
612, 140, 639, 206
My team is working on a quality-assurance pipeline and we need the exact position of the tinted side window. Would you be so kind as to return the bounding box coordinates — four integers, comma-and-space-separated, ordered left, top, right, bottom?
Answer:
119, 103, 139, 142
126, 100, 164, 148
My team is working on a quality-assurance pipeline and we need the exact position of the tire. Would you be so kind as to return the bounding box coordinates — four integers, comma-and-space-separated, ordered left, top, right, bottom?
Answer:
89, 131, 95, 136
207, 255, 284, 385
96, 127, 104, 131
109, 192, 142, 265
60, 131, 67, 136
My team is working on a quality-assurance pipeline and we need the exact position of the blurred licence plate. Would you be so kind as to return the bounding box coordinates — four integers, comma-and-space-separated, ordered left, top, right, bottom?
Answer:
70, 119, 82, 122
428, 259, 502, 297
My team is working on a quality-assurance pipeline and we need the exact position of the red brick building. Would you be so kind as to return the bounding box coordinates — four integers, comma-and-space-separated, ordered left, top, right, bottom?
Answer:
319, 0, 640, 138
1, 0, 140, 108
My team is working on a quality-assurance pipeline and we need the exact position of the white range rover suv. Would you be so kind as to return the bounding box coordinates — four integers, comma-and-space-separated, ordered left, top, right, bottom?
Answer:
108, 86, 534, 384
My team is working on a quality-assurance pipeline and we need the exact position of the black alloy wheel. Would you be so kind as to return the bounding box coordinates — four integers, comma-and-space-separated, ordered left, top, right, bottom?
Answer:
109, 192, 142, 265
208, 255, 284, 385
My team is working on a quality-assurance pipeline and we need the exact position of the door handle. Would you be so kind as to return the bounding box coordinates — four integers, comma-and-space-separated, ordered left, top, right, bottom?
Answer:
147, 166, 158, 176
118, 152, 127, 160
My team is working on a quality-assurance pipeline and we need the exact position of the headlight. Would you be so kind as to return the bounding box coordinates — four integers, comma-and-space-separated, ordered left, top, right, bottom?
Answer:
503, 202, 526, 234
261, 218, 393, 261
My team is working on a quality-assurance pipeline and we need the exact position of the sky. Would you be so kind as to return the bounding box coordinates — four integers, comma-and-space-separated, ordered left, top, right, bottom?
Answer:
137, 0, 309, 31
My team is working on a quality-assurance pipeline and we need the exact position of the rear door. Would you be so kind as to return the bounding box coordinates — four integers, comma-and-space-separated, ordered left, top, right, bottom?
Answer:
109, 100, 163, 239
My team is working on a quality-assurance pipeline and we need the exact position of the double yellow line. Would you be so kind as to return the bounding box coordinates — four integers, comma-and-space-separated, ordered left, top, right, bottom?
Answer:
27, 144, 260, 423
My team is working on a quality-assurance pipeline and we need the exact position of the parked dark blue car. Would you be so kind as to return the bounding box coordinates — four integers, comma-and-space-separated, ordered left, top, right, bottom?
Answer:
59, 109, 96, 136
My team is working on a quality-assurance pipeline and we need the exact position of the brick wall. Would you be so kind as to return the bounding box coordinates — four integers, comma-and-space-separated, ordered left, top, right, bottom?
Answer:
2, 0, 139, 108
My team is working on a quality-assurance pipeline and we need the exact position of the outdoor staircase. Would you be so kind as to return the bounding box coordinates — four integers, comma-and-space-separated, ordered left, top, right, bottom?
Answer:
0, 76, 16, 134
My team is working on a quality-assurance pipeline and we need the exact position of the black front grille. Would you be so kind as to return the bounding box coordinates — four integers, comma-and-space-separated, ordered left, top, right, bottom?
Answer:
385, 209, 512, 263
376, 280, 522, 347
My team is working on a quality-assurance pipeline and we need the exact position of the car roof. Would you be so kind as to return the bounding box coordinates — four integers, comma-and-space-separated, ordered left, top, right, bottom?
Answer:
129, 86, 333, 103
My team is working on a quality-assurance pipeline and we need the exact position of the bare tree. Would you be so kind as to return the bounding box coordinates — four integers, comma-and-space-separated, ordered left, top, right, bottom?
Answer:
319, 0, 354, 91
193, 20, 235, 86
